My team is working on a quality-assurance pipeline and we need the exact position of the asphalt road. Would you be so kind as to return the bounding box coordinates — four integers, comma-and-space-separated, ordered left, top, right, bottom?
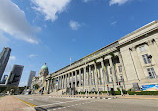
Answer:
16, 95, 158, 111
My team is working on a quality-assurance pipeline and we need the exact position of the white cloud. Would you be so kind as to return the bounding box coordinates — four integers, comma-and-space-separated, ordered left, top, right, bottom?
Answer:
83, 0, 93, 2
69, 20, 81, 30
111, 21, 117, 25
109, 0, 129, 5
32, 0, 71, 22
0, 0, 39, 44
0, 33, 10, 46
10, 56, 16, 61
29, 54, 38, 58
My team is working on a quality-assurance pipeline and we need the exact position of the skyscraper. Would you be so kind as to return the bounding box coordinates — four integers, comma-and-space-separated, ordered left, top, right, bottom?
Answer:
27, 71, 36, 87
0, 47, 11, 80
1, 75, 8, 84
6, 64, 24, 87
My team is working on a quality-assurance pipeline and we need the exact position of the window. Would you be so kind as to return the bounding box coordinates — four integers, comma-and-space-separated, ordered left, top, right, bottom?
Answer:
139, 45, 145, 52
147, 67, 157, 79
118, 66, 122, 73
142, 54, 151, 64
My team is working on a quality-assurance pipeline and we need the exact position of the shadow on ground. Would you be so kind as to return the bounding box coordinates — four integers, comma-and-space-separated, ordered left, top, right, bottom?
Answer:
35, 105, 64, 111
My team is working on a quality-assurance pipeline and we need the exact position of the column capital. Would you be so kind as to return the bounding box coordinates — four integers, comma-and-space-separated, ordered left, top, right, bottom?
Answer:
146, 39, 154, 46
129, 46, 136, 51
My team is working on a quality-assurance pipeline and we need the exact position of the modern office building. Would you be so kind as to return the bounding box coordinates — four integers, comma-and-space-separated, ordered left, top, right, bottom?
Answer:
27, 71, 36, 87
1, 75, 8, 84
31, 20, 158, 94
7, 64, 24, 87
0, 47, 11, 80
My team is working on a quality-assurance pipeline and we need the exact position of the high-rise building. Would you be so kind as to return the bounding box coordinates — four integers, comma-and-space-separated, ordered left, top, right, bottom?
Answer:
1, 75, 8, 84
27, 71, 36, 87
0, 47, 11, 80
6, 64, 24, 87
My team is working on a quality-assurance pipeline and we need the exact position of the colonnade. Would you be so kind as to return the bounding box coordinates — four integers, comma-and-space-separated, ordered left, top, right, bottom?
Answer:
45, 53, 127, 94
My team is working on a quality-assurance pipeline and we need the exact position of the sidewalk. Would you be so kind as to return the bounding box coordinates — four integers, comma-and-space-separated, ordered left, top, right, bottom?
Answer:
0, 96, 35, 111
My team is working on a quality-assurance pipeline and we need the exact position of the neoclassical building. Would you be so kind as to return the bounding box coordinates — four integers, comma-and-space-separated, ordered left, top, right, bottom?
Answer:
31, 63, 49, 93
33, 20, 158, 95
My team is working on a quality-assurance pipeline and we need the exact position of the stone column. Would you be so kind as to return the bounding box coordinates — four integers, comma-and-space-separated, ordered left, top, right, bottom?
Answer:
63, 75, 65, 89
47, 78, 51, 94
79, 69, 81, 87
66, 74, 67, 88
71, 72, 73, 88
68, 73, 70, 88
108, 56, 117, 89
94, 62, 98, 91
59, 76, 61, 89
84, 66, 86, 91
101, 58, 106, 91
61, 76, 63, 89
75, 70, 77, 88
50, 79, 52, 92
89, 65, 91, 90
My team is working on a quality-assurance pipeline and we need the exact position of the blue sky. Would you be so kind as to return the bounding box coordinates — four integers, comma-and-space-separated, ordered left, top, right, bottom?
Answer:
0, 0, 158, 86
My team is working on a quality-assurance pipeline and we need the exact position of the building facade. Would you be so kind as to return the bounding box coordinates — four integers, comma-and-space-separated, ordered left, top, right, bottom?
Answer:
0, 47, 11, 80
27, 71, 36, 87
1, 75, 8, 84
32, 20, 158, 95
31, 63, 49, 93
6, 64, 24, 87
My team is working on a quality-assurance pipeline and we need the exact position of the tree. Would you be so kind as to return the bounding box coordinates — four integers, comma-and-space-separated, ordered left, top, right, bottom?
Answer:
33, 84, 39, 90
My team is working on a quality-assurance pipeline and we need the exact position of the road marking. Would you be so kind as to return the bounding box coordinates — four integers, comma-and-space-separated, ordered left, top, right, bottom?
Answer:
35, 99, 83, 108
15, 97, 36, 107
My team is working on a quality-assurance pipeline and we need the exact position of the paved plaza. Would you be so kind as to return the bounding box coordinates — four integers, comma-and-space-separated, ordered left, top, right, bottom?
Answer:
0, 96, 35, 111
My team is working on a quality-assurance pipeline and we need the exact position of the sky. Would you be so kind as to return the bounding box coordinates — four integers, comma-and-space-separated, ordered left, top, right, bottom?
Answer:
0, 0, 158, 86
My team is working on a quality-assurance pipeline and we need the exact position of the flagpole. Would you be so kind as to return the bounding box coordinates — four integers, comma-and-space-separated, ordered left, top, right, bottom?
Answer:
70, 57, 71, 66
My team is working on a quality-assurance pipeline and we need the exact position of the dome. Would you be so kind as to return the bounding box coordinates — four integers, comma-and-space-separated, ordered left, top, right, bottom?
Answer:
41, 63, 48, 70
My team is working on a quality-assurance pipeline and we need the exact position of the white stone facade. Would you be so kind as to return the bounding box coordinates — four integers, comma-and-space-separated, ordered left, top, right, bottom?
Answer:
44, 20, 158, 94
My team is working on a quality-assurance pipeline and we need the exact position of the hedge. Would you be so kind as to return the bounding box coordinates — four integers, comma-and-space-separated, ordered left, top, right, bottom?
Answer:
127, 91, 158, 95
78, 91, 158, 95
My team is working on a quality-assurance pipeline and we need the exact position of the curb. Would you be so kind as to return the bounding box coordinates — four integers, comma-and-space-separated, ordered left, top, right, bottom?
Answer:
51, 95, 117, 100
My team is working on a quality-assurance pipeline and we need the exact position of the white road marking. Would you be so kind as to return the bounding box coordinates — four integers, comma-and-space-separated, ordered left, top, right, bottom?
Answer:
35, 99, 83, 107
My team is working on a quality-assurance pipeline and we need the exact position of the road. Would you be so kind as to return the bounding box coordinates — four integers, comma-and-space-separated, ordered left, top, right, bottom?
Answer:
16, 95, 158, 111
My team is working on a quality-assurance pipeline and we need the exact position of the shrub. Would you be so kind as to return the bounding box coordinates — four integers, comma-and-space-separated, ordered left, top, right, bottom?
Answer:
127, 91, 158, 95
